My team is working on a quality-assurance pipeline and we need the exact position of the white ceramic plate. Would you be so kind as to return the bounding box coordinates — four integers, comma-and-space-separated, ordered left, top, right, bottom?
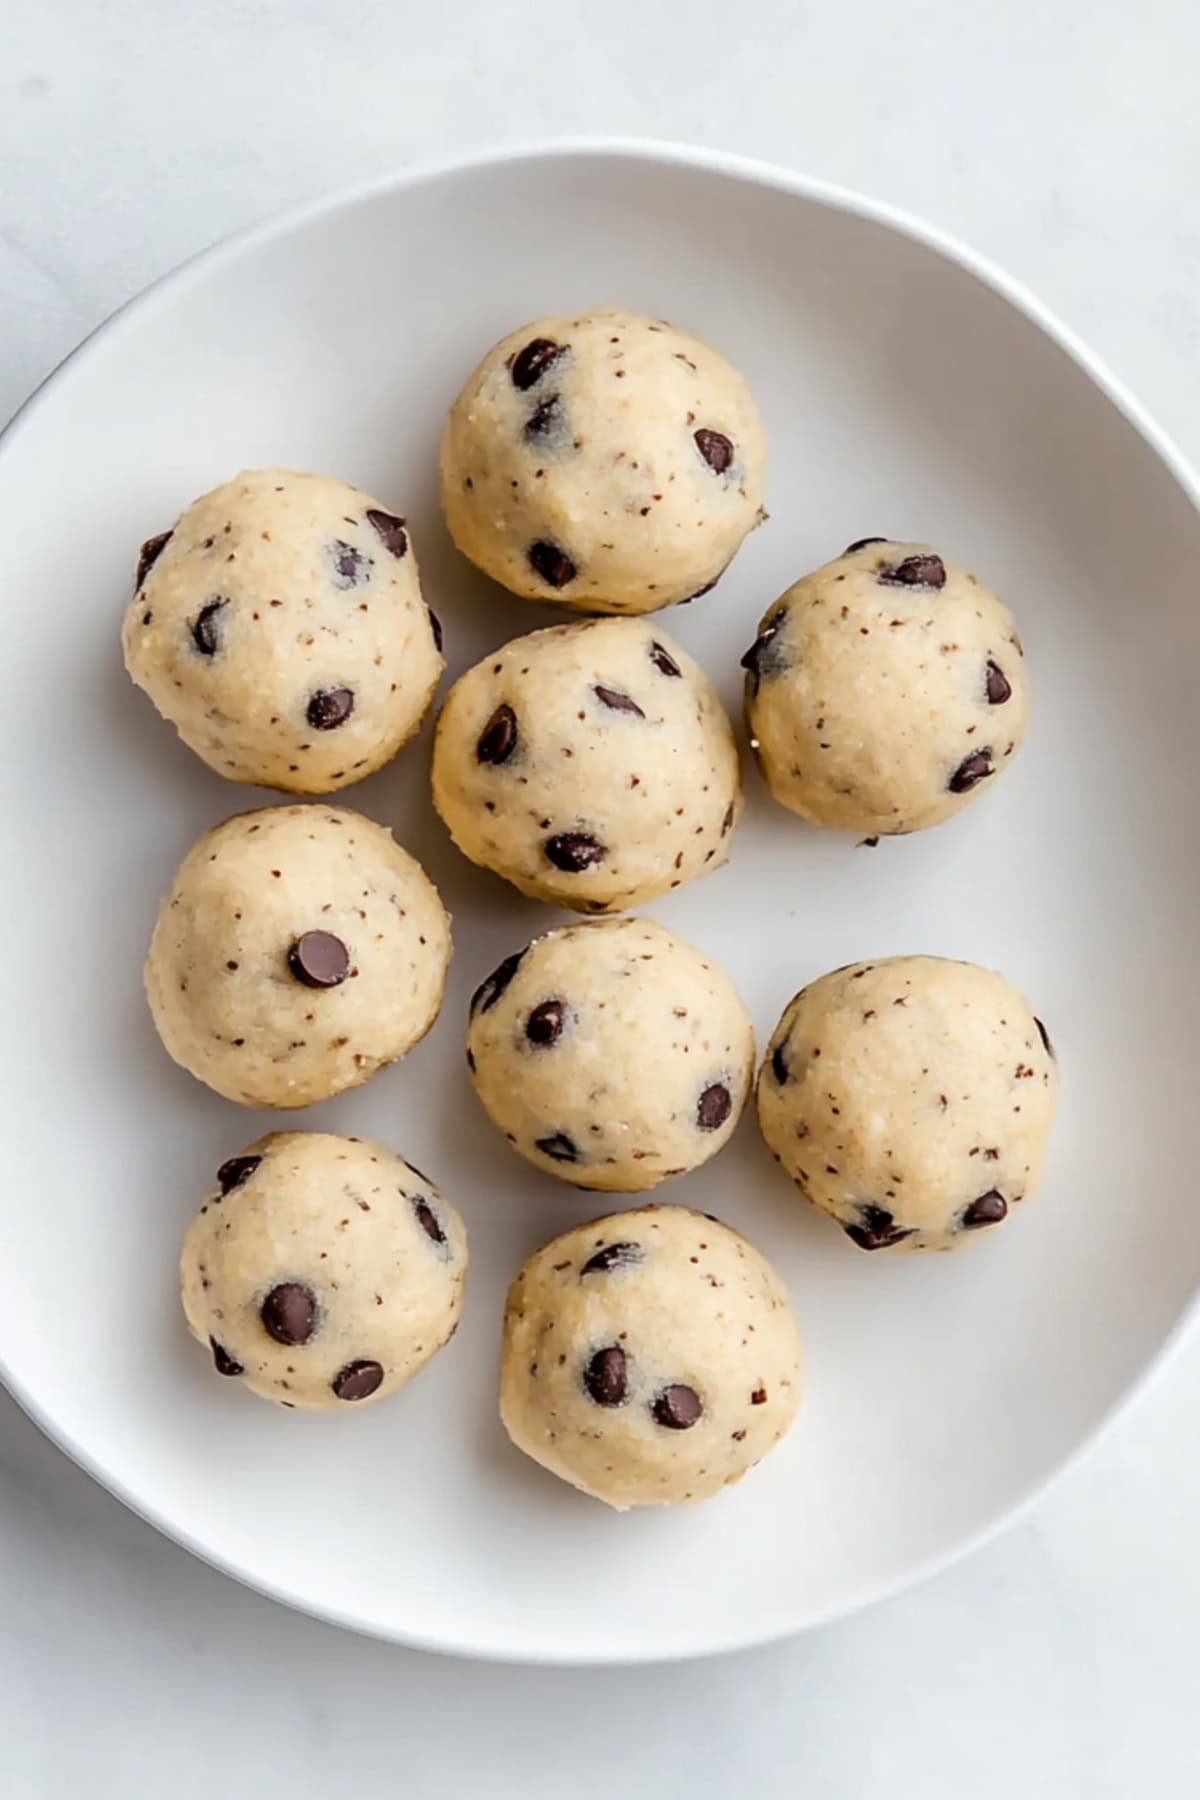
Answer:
3, 141, 1199, 1664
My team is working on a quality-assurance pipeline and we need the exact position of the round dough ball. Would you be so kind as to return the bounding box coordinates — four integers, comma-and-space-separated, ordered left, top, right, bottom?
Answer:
146, 804, 450, 1107
467, 918, 754, 1192
440, 308, 766, 614
757, 956, 1059, 1253
122, 468, 443, 792
500, 1205, 801, 1508
742, 539, 1029, 834
181, 1132, 467, 1410
431, 618, 741, 911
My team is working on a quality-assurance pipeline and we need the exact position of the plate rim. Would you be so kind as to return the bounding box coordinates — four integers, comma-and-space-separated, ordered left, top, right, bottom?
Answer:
3, 134, 1199, 1666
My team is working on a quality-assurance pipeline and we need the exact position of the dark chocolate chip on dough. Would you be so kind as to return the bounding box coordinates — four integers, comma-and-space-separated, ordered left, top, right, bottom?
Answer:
210, 1337, 244, 1376
652, 1383, 702, 1429
524, 394, 562, 441
511, 337, 566, 390
843, 536, 889, 555
694, 429, 734, 474
365, 508, 408, 559
332, 1360, 384, 1401
878, 553, 946, 590
985, 660, 1012, 704
191, 597, 227, 656
948, 748, 994, 793
740, 607, 789, 688
260, 1282, 317, 1346
771, 1037, 790, 1085
649, 640, 682, 677
583, 1345, 628, 1406
544, 832, 605, 872
288, 931, 350, 989
697, 1082, 732, 1131
470, 949, 526, 1015
476, 702, 518, 765
535, 1131, 580, 1164
527, 540, 577, 588
844, 1203, 914, 1251
217, 1155, 261, 1195
306, 687, 355, 731
427, 605, 443, 652
594, 685, 645, 717
1035, 1016, 1056, 1060
329, 540, 372, 589
413, 1196, 447, 1245
526, 999, 565, 1046
962, 1190, 1008, 1229
135, 530, 172, 588
581, 1241, 643, 1276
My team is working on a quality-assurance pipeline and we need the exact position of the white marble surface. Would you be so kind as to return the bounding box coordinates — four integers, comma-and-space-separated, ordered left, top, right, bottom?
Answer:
2, 2, 1199, 1793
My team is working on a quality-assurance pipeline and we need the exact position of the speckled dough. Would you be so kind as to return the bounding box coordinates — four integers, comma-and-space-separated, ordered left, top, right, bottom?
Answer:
742, 539, 1029, 834
122, 468, 443, 792
181, 1132, 467, 1410
500, 1206, 801, 1508
440, 308, 766, 614
431, 617, 741, 911
146, 805, 451, 1107
467, 918, 754, 1192
757, 957, 1059, 1252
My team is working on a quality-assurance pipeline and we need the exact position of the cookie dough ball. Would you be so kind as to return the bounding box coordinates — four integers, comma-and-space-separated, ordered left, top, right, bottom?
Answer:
468, 918, 754, 1191
440, 308, 766, 614
146, 805, 450, 1107
742, 539, 1029, 834
500, 1206, 801, 1508
757, 956, 1059, 1252
181, 1133, 467, 1410
122, 468, 442, 792
432, 618, 740, 912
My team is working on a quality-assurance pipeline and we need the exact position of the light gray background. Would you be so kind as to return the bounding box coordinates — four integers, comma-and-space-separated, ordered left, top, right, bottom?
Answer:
2, 2, 1198, 1794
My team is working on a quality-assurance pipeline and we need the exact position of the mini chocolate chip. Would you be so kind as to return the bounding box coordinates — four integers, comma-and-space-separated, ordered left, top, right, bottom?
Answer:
365, 508, 408, 558
512, 337, 565, 390
1035, 1017, 1056, 1060
985, 660, 1012, 704
535, 1131, 579, 1163
697, 1082, 732, 1131
413, 1196, 446, 1244
427, 606, 443, 652
740, 607, 788, 689
652, 1384, 702, 1429
750, 1386, 767, 1405
694, 428, 734, 474
470, 949, 526, 1015
261, 1282, 317, 1346
528, 540, 577, 588
844, 1203, 913, 1251
217, 1155, 261, 1195
526, 999, 565, 1045
583, 1345, 628, 1406
332, 1360, 384, 1401
524, 393, 561, 440
544, 832, 605, 872
878, 553, 946, 590
649, 640, 682, 677
306, 686, 355, 731
191, 597, 227, 656
594, 684, 645, 717
476, 702, 518, 764
135, 530, 172, 588
963, 1190, 1008, 1229
330, 539, 372, 588
210, 1337, 243, 1377
948, 748, 994, 793
581, 1242, 643, 1276
771, 1039, 790, 1085
288, 931, 350, 989
843, 536, 889, 555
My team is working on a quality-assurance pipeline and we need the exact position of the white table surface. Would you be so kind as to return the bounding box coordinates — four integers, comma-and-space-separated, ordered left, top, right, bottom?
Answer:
3, 2, 1198, 1794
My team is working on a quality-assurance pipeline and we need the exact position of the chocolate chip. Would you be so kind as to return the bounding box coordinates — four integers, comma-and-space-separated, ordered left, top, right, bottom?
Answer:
306, 687, 355, 731
694, 429, 734, 474
413, 1196, 446, 1244
649, 640, 682, 677
844, 1203, 914, 1251
544, 831, 605, 872
287, 930, 350, 989
476, 702, 518, 764
740, 607, 788, 689
962, 1190, 1008, 1229
535, 1131, 579, 1163
583, 1345, 627, 1406
332, 1360, 384, 1401
260, 1282, 317, 1346
771, 1039, 790, 1084
191, 597, 227, 656
594, 685, 645, 717
844, 536, 889, 555
697, 1082, 732, 1130
511, 337, 565, 390
427, 606, 443, 652
985, 660, 1012, 704
878, 553, 946, 590
330, 540, 372, 588
581, 1242, 643, 1276
210, 1337, 243, 1377
524, 394, 561, 440
470, 949, 526, 1015
652, 1384, 702, 1429
365, 508, 408, 558
750, 1386, 767, 1405
528, 540, 577, 588
721, 801, 736, 835
135, 530, 172, 588
948, 748, 994, 793
1035, 1017, 1055, 1060
217, 1155, 261, 1195
526, 999, 565, 1045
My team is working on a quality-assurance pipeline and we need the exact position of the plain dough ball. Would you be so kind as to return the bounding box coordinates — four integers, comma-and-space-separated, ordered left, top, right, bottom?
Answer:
757, 956, 1059, 1252
122, 468, 443, 792
181, 1132, 467, 1410
431, 617, 741, 911
440, 308, 766, 614
467, 918, 754, 1191
499, 1205, 801, 1508
146, 805, 450, 1107
742, 539, 1029, 834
